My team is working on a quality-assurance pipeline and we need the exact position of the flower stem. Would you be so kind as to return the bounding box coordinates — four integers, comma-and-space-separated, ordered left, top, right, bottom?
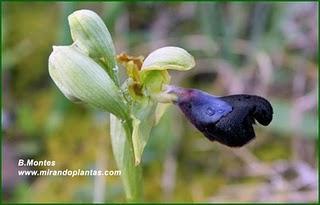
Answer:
110, 114, 143, 202
122, 119, 143, 202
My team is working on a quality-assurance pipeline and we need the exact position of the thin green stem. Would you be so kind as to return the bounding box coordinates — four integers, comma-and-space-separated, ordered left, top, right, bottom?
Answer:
121, 119, 143, 202
110, 113, 143, 202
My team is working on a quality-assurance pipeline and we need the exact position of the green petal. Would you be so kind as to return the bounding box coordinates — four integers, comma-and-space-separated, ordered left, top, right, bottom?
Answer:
155, 103, 171, 125
48, 45, 128, 120
141, 70, 170, 94
68, 10, 118, 84
141, 46, 195, 71
131, 101, 157, 165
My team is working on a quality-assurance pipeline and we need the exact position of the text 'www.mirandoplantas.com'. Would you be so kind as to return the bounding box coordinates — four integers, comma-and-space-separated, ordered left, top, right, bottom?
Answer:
18, 169, 121, 177
17, 158, 121, 177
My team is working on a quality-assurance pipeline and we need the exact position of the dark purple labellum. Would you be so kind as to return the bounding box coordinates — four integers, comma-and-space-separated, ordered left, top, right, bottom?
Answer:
166, 86, 273, 147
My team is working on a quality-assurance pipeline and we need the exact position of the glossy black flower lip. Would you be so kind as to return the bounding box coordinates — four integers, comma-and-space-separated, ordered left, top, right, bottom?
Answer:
166, 85, 273, 147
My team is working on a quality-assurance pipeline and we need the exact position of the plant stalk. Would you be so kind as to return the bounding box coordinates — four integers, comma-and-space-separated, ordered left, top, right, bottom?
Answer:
122, 119, 143, 202
110, 114, 143, 202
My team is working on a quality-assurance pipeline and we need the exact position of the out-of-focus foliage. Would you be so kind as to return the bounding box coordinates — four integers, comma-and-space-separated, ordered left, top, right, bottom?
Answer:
2, 2, 318, 203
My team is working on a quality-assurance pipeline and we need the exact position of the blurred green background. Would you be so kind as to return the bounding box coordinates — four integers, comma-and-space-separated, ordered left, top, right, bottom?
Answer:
2, 2, 318, 203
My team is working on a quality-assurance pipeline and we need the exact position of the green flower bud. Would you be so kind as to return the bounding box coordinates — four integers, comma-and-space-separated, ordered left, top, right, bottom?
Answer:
68, 10, 118, 84
48, 45, 128, 120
